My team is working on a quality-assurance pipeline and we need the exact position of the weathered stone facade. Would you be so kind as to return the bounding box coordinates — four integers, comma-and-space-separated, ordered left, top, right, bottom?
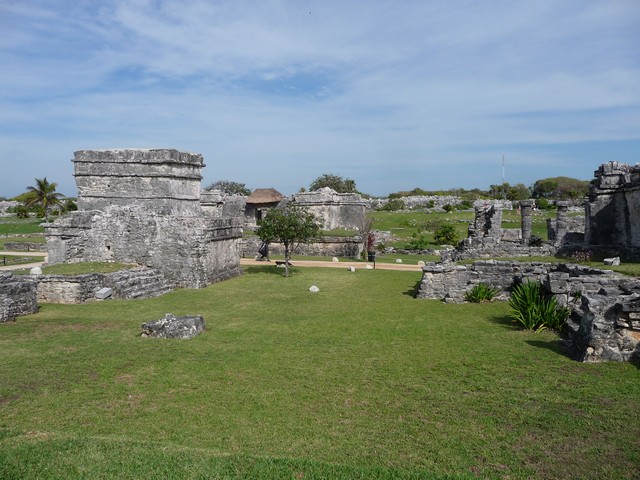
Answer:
290, 187, 366, 231
3, 242, 46, 252
585, 161, 640, 259
242, 235, 363, 259
33, 267, 174, 304
0, 273, 38, 322
45, 149, 242, 288
201, 190, 246, 218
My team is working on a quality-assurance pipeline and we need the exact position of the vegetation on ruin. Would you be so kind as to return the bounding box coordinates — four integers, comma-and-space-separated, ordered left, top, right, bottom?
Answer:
509, 280, 572, 332
204, 180, 252, 196
309, 173, 358, 193
1, 267, 639, 479
464, 283, 499, 303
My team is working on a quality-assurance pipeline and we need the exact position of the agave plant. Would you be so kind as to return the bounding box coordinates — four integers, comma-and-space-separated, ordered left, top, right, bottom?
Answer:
509, 280, 571, 332
464, 283, 499, 303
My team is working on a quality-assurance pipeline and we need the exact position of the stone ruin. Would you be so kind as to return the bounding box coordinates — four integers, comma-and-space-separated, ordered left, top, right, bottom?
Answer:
0, 273, 38, 322
45, 149, 243, 289
289, 187, 366, 231
585, 161, 640, 259
417, 260, 640, 362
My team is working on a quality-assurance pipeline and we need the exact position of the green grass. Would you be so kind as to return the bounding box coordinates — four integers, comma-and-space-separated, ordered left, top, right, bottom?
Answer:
1, 267, 638, 479
0, 217, 45, 235
370, 210, 553, 248
0, 254, 45, 267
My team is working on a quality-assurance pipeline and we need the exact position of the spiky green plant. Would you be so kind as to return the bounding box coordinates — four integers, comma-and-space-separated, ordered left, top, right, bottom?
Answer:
465, 283, 499, 303
509, 280, 571, 332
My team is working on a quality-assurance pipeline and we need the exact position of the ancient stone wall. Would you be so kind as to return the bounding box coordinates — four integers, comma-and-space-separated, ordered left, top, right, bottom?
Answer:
34, 267, 173, 304
585, 161, 640, 254
290, 188, 366, 231
242, 235, 363, 259
45, 149, 242, 288
201, 190, 246, 218
0, 273, 38, 322
417, 260, 640, 362
3, 242, 46, 252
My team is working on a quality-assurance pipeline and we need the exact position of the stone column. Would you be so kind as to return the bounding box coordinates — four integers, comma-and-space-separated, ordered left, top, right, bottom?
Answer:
520, 200, 534, 245
555, 201, 570, 245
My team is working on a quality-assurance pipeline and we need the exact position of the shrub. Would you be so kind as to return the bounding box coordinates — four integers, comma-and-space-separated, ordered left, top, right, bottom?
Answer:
406, 232, 430, 250
465, 283, 499, 303
13, 205, 30, 219
529, 235, 543, 247
434, 222, 459, 245
569, 250, 592, 263
442, 204, 455, 212
509, 280, 571, 332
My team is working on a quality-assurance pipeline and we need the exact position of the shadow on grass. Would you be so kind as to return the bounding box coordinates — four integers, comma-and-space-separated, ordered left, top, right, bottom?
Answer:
403, 280, 422, 298
488, 314, 518, 330
525, 339, 566, 355
242, 265, 303, 277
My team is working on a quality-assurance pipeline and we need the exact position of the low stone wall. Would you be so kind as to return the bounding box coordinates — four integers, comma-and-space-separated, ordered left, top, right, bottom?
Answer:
33, 267, 175, 304
444, 238, 556, 261
3, 242, 47, 252
0, 273, 38, 322
242, 235, 363, 259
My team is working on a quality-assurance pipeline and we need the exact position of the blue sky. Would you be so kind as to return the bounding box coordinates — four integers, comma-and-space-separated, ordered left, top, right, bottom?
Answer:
1, 0, 639, 198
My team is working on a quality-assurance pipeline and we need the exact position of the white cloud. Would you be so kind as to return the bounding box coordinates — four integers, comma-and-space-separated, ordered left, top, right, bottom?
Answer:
0, 0, 639, 197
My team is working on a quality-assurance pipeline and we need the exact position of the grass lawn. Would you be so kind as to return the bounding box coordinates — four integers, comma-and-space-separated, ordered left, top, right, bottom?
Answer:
0, 254, 46, 267
0, 217, 45, 236
370, 210, 553, 249
1, 267, 638, 479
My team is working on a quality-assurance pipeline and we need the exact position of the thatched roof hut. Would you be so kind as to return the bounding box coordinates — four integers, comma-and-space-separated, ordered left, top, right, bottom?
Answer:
246, 188, 284, 205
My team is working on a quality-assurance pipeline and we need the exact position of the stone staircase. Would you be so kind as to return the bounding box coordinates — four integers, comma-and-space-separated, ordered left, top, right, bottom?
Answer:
105, 268, 175, 300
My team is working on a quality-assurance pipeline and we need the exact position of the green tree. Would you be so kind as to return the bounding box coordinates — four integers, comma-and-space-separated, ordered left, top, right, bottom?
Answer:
255, 204, 321, 277
23, 177, 63, 222
532, 177, 589, 200
310, 173, 357, 193
205, 180, 251, 196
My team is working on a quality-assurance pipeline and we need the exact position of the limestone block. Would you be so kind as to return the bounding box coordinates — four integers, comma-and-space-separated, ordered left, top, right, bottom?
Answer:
141, 313, 205, 339
95, 287, 112, 299
309, 285, 320, 293
604, 257, 621, 266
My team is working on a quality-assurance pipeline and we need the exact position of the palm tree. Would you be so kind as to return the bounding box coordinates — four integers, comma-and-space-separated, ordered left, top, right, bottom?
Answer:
25, 177, 63, 222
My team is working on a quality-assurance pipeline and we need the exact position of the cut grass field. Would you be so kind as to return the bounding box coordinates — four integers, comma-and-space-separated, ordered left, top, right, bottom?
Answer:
1, 267, 639, 479
0, 254, 46, 267
370, 209, 553, 249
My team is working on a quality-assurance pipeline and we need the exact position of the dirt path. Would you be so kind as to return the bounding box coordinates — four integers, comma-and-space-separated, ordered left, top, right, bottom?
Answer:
0, 251, 424, 273
240, 258, 423, 271
0, 251, 48, 272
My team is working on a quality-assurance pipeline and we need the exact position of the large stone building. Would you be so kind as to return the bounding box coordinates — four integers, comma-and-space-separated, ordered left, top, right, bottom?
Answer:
585, 161, 640, 255
45, 149, 243, 288
290, 187, 366, 231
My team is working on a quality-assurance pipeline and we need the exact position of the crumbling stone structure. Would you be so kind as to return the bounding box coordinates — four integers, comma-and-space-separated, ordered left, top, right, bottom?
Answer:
585, 161, 640, 259
417, 260, 640, 362
290, 187, 366, 231
547, 201, 585, 247
242, 234, 363, 259
201, 190, 246, 218
0, 273, 37, 322
244, 188, 284, 228
46, 149, 242, 288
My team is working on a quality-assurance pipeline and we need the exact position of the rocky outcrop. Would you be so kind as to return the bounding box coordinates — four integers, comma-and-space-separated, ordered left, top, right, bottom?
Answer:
141, 314, 205, 339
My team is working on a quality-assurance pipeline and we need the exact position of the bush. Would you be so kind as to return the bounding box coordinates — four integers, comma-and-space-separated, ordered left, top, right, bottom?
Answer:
569, 250, 592, 263
509, 280, 571, 332
13, 205, 30, 219
434, 222, 459, 245
406, 232, 430, 250
465, 283, 499, 303
529, 235, 543, 247
442, 204, 455, 212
